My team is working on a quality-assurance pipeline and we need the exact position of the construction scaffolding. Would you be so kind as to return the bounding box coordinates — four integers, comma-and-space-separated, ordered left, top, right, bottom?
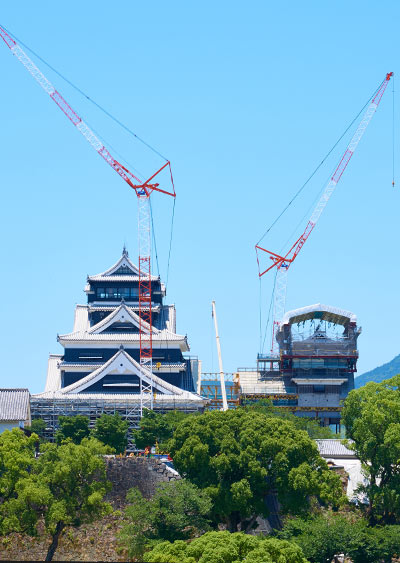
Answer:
31, 395, 205, 450
199, 372, 240, 409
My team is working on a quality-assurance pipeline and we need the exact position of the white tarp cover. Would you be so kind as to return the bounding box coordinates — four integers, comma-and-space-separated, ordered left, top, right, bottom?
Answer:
280, 303, 357, 328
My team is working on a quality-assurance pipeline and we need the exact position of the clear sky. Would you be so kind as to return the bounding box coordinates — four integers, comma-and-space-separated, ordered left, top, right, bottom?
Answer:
0, 1, 398, 393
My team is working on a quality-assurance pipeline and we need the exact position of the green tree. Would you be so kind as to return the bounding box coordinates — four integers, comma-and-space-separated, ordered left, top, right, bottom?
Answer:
145, 531, 308, 563
169, 409, 343, 531
244, 399, 334, 438
133, 409, 190, 450
119, 479, 212, 560
0, 428, 37, 503
133, 408, 168, 449
91, 412, 129, 454
25, 418, 47, 440
342, 375, 400, 524
0, 437, 112, 562
55, 414, 89, 445
281, 514, 400, 563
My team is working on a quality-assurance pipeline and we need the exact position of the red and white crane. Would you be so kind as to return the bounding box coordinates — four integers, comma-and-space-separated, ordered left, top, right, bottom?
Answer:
0, 26, 176, 413
256, 72, 393, 355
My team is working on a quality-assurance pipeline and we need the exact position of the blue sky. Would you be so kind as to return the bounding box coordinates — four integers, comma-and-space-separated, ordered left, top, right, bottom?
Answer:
0, 1, 398, 393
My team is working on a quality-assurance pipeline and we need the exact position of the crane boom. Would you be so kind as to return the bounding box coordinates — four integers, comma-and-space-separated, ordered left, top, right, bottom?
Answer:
256, 72, 393, 353
0, 26, 176, 197
0, 25, 176, 414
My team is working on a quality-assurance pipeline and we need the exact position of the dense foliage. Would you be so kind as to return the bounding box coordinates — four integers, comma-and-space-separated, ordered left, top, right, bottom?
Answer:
55, 414, 90, 445
144, 531, 308, 563
25, 418, 47, 440
91, 412, 129, 454
119, 480, 212, 560
342, 375, 400, 524
133, 408, 191, 450
243, 399, 335, 439
281, 514, 400, 563
0, 431, 112, 561
168, 409, 343, 531
0, 428, 37, 503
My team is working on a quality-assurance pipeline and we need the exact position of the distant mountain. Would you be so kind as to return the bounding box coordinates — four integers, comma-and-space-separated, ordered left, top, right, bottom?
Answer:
355, 354, 400, 388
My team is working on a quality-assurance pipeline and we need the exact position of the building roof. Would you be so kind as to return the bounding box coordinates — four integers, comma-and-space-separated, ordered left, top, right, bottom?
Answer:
0, 389, 30, 421
316, 439, 356, 458
63, 303, 186, 347
37, 349, 201, 402
280, 304, 357, 328
88, 249, 140, 279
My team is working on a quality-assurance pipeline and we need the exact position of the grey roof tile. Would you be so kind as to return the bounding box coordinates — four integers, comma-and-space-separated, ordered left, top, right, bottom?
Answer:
0, 389, 30, 421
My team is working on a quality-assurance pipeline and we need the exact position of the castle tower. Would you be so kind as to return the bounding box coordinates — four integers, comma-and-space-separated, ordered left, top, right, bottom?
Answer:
32, 249, 205, 445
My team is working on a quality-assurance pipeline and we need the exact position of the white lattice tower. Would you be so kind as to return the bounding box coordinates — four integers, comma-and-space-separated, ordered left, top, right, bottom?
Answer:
270, 264, 288, 355
138, 193, 153, 413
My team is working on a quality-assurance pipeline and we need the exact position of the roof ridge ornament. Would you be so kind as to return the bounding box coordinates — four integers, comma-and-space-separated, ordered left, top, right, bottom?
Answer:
122, 245, 128, 257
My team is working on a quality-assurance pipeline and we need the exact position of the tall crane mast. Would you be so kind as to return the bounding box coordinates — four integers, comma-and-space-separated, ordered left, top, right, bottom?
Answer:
256, 72, 393, 355
0, 26, 176, 413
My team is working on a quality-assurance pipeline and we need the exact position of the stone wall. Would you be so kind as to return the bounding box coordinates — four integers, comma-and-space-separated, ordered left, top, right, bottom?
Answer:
104, 456, 180, 508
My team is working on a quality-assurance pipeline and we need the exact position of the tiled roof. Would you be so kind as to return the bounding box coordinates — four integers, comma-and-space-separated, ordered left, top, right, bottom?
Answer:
88, 303, 155, 335
88, 275, 158, 282
37, 350, 201, 402
0, 389, 30, 421
59, 330, 185, 343
89, 252, 140, 278
88, 304, 161, 312
316, 439, 356, 458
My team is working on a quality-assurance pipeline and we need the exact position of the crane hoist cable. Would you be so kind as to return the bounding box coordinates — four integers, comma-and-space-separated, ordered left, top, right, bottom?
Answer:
256, 72, 393, 355
256, 78, 386, 247
0, 23, 168, 163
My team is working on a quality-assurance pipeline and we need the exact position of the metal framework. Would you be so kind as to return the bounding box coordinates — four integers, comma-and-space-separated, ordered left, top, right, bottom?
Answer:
0, 26, 176, 414
256, 72, 393, 354
31, 397, 203, 450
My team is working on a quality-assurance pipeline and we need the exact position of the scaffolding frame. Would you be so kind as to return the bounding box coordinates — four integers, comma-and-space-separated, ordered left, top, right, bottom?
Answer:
31, 396, 204, 450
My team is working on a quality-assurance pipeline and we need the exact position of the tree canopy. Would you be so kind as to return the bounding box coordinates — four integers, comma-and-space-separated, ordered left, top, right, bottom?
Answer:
145, 531, 308, 563
55, 414, 90, 445
281, 514, 400, 563
133, 408, 191, 450
0, 428, 37, 504
243, 399, 334, 438
119, 480, 212, 560
168, 409, 343, 531
0, 435, 112, 561
91, 412, 129, 454
342, 375, 400, 524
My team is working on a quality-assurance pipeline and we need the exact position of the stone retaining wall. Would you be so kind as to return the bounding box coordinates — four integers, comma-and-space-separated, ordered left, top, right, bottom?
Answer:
104, 456, 180, 507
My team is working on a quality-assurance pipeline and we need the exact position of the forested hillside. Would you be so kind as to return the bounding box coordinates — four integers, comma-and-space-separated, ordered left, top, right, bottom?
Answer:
355, 354, 400, 388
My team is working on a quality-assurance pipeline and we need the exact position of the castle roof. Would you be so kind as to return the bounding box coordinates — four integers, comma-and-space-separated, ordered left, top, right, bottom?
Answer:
38, 349, 202, 402
59, 303, 187, 348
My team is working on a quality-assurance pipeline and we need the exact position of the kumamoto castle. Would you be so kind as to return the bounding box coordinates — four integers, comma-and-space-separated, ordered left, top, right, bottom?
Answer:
31, 249, 206, 444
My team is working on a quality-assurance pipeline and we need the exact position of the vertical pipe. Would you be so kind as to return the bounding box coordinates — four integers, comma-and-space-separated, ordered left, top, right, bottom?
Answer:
212, 301, 228, 411
197, 359, 202, 395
